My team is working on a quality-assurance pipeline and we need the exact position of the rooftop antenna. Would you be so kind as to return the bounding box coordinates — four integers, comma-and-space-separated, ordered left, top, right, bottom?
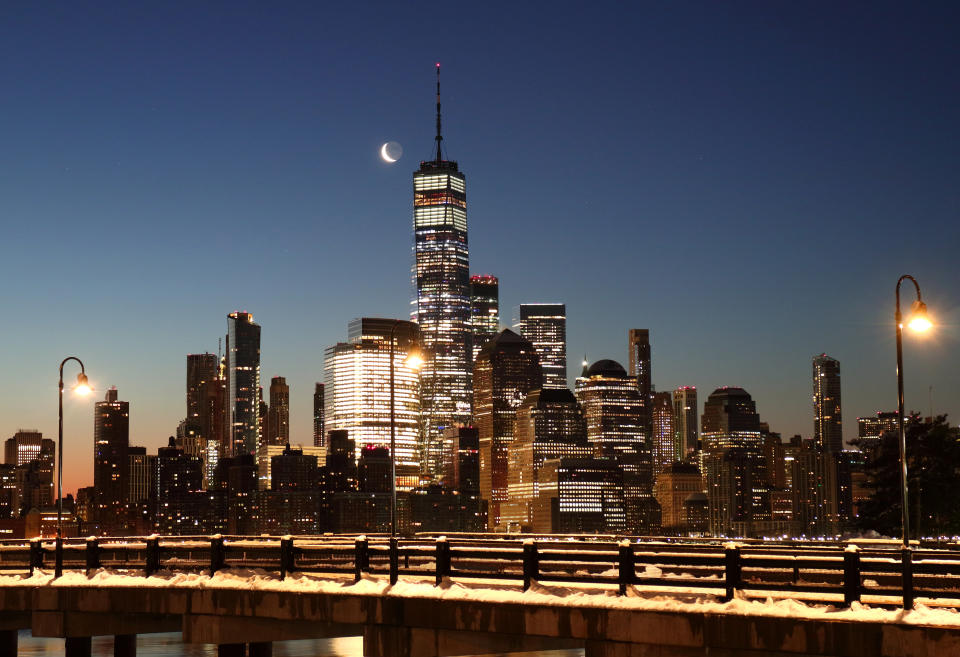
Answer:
434, 62, 443, 161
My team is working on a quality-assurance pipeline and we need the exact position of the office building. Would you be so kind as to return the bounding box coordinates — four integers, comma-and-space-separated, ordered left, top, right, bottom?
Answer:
470, 275, 499, 362
271, 444, 320, 491
628, 329, 653, 436
473, 329, 543, 529
575, 360, 647, 464
856, 411, 898, 455
672, 386, 699, 455
5, 431, 45, 467
266, 376, 290, 446
324, 318, 421, 489
653, 462, 703, 532
516, 304, 567, 389
127, 446, 154, 504
256, 443, 325, 491
813, 354, 843, 452
700, 387, 769, 536
413, 66, 473, 452
313, 383, 325, 447
186, 353, 218, 421
94, 388, 130, 513
651, 391, 675, 475
532, 457, 626, 534
502, 388, 592, 531
227, 312, 261, 455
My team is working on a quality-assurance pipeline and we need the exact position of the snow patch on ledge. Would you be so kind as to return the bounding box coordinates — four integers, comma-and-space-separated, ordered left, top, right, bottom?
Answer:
0, 569, 958, 629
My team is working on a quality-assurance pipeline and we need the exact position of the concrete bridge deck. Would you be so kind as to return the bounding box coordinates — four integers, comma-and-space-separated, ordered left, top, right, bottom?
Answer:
1, 571, 959, 657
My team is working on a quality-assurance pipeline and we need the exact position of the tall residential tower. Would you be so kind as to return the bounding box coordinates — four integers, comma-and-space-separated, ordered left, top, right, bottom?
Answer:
813, 354, 843, 452
227, 312, 261, 455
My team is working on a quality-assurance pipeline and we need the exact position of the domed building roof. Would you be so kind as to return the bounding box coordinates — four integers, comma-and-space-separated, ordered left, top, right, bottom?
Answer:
585, 359, 628, 378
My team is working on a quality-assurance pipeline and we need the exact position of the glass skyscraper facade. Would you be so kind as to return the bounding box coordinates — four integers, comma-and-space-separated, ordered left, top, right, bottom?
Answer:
812, 353, 843, 453
413, 87, 472, 467
516, 303, 567, 389
470, 275, 499, 362
186, 353, 217, 422
324, 318, 421, 490
672, 385, 699, 455
227, 311, 261, 456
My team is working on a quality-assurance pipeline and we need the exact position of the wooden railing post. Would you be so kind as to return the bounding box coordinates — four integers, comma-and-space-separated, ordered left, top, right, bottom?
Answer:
723, 543, 741, 602
29, 538, 43, 575
85, 537, 100, 575
389, 536, 399, 585
210, 535, 225, 577
435, 536, 450, 586
354, 536, 369, 583
902, 547, 914, 610
522, 539, 539, 591
145, 535, 160, 576
280, 536, 295, 580
843, 546, 861, 606
618, 540, 634, 596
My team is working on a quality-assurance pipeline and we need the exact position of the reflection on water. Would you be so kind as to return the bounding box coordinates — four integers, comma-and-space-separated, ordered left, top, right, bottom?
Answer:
16, 632, 584, 657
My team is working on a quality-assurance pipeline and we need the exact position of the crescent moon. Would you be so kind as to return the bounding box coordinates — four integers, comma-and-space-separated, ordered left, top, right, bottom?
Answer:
380, 143, 397, 163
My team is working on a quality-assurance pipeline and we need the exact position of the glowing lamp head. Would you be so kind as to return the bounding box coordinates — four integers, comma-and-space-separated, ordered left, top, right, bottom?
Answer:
907, 300, 932, 333
75, 372, 91, 396
404, 352, 424, 370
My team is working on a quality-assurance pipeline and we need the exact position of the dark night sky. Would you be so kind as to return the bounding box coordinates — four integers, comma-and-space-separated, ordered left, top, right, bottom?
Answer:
1, 2, 957, 494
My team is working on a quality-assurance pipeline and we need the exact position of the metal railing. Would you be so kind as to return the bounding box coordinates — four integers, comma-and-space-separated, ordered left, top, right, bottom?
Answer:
2, 534, 958, 610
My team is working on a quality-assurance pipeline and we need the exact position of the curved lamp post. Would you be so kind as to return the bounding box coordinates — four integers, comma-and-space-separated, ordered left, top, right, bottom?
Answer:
894, 275, 931, 550
389, 321, 422, 539
56, 357, 90, 577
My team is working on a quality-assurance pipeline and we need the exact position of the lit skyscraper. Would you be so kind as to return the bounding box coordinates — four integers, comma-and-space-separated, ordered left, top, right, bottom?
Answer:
313, 383, 325, 447
516, 303, 567, 388
672, 386, 699, 455
651, 390, 675, 474
186, 353, 218, 421
413, 65, 472, 461
470, 275, 499, 362
473, 329, 543, 530
324, 318, 421, 489
628, 329, 652, 437
4, 430, 45, 466
94, 388, 129, 514
227, 312, 261, 456
813, 354, 843, 452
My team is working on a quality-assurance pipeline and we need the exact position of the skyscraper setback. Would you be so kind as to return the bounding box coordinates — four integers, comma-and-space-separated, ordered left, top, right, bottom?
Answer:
813, 354, 843, 452
227, 312, 261, 456
516, 304, 567, 389
413, 65, 472, 456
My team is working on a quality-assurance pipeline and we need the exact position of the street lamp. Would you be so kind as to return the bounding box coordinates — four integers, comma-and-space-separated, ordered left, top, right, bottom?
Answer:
389, 322, 422, 538
57, 357, 90, 577
894, 275, 931, 550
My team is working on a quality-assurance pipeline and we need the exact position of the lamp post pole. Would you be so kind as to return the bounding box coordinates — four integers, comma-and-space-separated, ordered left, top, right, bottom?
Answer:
390, 322, 398, 538
57, 356, 87, 578
894, 274, 925, 549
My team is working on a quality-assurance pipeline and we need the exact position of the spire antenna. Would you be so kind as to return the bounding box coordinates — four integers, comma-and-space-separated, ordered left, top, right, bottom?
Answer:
434, 62, 443, 161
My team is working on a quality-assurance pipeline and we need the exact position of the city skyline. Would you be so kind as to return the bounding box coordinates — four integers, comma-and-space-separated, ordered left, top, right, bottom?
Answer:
1, 3, 958, 496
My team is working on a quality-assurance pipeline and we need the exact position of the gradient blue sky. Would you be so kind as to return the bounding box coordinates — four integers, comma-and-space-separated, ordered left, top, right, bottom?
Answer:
1, 2, 957, 495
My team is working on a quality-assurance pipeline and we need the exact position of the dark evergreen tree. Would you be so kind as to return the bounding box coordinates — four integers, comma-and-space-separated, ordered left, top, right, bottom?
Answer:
855, 415, 960, 538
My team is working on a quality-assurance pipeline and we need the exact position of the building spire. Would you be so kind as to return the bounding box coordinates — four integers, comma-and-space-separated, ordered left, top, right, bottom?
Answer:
434, 62, 443, 161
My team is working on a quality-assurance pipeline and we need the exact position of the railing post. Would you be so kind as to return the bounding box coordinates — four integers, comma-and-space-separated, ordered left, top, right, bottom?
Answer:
618, 540, 634, 596
145, 535, 160, 576
354, 535, 369, 583
843, 546, 861, 606
85, 537, 100, 575
29, 538, 43, 575
280, 536, 295, 580
55, 536, 63, 579
902, 547, 914, 610
209, 535, 225, 577
435, 536, 450, 586
723, 543, 741, 602
522, 539, 539, 592
389, 536, 399, 586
